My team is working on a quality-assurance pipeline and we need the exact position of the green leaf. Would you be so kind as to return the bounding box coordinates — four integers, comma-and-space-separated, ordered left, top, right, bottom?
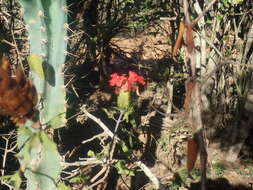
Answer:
87, 150, 96, 157
120, 141, 129, 153
27, 53, 45, 79
130, 118, 137, 128
114, 160, 135, 176
11, 172, 22, 189
102, 108, 115, 119
0, 171, 22, 190
69, 173, 87, 184
57, 183, 71, 190
117, 91, 131, 110
122, 105, 134, 122
128, 134, 133, 148
69, 177, 82, 184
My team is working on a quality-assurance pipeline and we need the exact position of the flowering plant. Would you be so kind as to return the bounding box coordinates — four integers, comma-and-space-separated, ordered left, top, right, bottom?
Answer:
109, 71, 145, 93
109, 71, 145, 110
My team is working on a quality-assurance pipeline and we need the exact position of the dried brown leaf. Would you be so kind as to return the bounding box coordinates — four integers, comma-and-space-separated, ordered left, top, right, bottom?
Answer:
172, 22, 185, 59
0, 56, 37, 125
187, 138, 198, 172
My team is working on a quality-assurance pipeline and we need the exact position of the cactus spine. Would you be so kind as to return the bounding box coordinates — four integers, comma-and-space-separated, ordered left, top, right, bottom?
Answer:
17, 0, 68, 189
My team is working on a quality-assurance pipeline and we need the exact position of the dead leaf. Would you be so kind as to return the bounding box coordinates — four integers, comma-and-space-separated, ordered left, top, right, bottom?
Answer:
0, 56, 38, 126
172, 22, 185, 59
187, 138, 198, 172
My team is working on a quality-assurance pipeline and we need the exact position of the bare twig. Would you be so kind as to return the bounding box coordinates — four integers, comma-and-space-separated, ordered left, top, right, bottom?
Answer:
1, 182, 14, 190
109, 110, 124, 160
90, 166, 107, 183
195, 31, 223, 58
194, 1, 207, 69
201, 59, 235, 89
61, 158, 104, 168
0, 130, 17, 177
134, 161, 167, 190
87, 110, 124, 188
77, 106, 124, 189
183, 0, 190, 24
192, 0, 218, 26
61, 168, 81, 180
10, 20, 22, 66
1, 39, 16, 47
85, 166, 110, 190
82, 133, 106, 144
80, 105, 117, 140
166, 81, 173, 115
159, 17, 177, 21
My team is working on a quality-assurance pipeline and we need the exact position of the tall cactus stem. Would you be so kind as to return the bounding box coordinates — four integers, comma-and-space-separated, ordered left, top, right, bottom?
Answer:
18, 0, 68, 189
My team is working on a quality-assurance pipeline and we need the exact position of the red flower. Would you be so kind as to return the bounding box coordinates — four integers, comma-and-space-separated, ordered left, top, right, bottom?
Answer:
109, 73, 127, 87
109, 71, 145, 93
128, 71, 145, 85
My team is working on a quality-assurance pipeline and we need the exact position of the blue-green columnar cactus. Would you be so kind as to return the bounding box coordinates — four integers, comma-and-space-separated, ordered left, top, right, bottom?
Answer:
17, 126, 62, 190
20, 0, 67, 128
16, 0, 68, 189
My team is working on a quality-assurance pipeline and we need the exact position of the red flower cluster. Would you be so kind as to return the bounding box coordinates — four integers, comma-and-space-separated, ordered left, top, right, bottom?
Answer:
109, 71, 145, 92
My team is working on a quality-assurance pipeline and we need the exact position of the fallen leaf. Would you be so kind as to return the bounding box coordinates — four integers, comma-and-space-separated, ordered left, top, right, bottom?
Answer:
187, 138, 198, 172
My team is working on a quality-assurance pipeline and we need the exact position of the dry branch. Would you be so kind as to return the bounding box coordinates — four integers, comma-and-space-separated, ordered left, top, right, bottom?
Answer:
134, 161, 167, 190
0, 130, 17, 177
80, 105, 117, 140
192, 0, 218, 26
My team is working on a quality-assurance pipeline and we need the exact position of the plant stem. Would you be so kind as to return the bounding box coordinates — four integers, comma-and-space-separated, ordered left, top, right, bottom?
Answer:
109, 110, 124, 160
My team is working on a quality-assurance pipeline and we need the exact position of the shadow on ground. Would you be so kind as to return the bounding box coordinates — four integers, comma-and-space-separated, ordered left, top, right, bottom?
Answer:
190, 178, 253, 190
